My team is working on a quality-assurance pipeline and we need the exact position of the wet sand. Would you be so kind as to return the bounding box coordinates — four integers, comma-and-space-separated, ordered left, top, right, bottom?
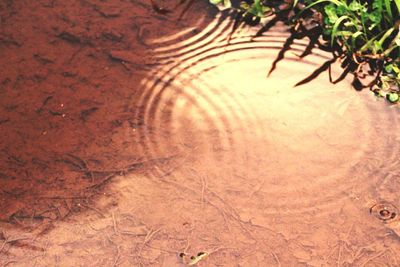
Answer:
1, 0, 399, 266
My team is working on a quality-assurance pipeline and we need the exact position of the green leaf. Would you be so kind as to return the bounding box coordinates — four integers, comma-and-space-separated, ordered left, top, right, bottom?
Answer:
349, 0, 363, 11
395, 0, 400, 13
384, 0, 393, 19
209, 0, 231, 8
223, 0, 231, 8
325, 4, 339, 23
209, 0, 223, 5
378, 27, 395, 48
368, 11, 381, 24
331, 15, 351, 45
387, 93, 399, 103
295, 0, 344, 21
385, 64, 394, 73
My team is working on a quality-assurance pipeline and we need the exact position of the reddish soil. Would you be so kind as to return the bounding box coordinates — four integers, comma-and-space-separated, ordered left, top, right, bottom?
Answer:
1, 0, 400, 266
0, 0, 208, 222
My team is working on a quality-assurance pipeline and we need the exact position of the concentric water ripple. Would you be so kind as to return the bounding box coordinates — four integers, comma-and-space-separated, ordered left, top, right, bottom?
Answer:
135, 11, 400, 218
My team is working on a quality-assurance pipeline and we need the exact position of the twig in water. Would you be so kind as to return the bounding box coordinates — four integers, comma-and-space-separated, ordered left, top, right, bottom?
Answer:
3, 260, 18, 266
0, 240, 7, 254
136, 228, 162, 265
81, 204, 105, 218
271, 251, 281, 267
106, 234, 122, 267
0, 236, 31, 254
112, 212, 119, 235
143, 228, 162, 245
360, 250, 387, 267
200, 175, 207, 208
112, 245, 121, 267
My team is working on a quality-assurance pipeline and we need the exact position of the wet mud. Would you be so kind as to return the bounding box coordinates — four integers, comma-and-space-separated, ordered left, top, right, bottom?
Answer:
1, 0, 400, 266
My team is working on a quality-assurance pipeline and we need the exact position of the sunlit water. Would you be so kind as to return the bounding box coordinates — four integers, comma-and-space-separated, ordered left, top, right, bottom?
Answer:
2, 1, 398, 265
128, 7, 400, 265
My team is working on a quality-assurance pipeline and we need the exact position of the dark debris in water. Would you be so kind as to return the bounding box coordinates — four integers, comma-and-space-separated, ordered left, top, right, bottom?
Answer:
370, 203, 398, 223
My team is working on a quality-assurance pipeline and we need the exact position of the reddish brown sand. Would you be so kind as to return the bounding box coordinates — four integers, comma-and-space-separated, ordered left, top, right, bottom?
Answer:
1, 0, 400, 266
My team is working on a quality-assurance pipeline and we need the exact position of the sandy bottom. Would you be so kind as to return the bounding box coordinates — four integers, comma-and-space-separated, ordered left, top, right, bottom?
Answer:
1, 0, 400, 266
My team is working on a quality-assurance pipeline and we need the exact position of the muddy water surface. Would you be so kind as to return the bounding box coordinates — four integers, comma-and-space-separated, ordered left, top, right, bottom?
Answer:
130, 9, 400, 266
1, 1, 400, 266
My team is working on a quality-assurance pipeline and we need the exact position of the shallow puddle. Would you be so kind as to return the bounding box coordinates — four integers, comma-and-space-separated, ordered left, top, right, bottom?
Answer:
1, 1, 400, 266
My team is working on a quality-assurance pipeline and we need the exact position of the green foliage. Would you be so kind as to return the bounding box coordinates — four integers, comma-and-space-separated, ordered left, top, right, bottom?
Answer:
240, 0, 271, 17
381, 62, 400, 92
318, 0, 399, 56
209, 0, 400, 105
209, 0, 232, 9
387, 92, 399, 102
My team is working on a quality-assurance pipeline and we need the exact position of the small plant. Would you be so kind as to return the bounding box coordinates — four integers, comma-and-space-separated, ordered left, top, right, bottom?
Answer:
209, 0, 400, 105
376, 62, 400, 102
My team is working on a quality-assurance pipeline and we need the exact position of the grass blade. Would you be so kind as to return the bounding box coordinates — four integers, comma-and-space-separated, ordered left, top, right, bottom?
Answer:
385, 0, 393, 19
331, 15, 351, 45
395, 0, 400, 13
